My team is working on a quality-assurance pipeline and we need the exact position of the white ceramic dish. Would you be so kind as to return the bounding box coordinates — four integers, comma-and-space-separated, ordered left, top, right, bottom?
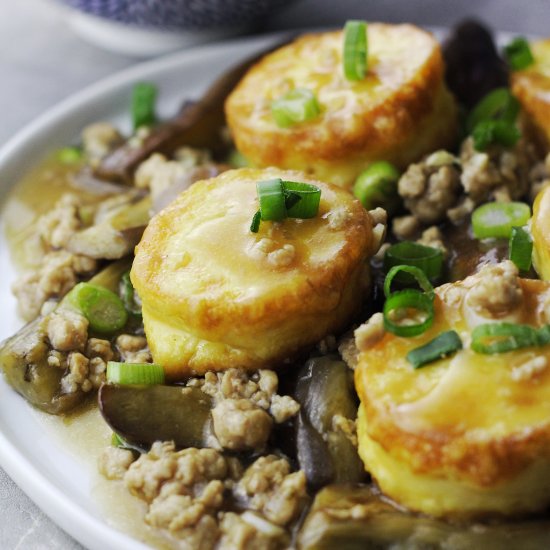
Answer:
0, 32, 284, 550
0, 25, 519, 550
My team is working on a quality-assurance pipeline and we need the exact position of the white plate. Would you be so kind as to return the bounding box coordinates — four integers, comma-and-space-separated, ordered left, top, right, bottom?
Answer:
0, 25, 521, 550
0, 31, 286, 550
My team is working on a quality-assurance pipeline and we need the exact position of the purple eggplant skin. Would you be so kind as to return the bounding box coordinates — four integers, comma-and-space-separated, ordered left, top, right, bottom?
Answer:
298, 485, 550, 550
0, 317, 84, 414
294, 356, 366, 489
98, 384, 214, 451
443, 19, 509, 109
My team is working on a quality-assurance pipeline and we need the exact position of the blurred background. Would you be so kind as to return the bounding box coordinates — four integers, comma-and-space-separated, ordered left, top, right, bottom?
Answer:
1, 0, 550, 548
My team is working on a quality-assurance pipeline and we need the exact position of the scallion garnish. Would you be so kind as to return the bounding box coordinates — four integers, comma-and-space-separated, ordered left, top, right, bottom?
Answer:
353, 161, 400, 214
383, 265, 434, 300
271, 88, 320, 128
132, 82, 157, 130
383, 290, 435, 337
471, 322, 542, 354
283, 181, 321, 219
120, 271, 142, 318
509, 226, 533, 271
472, 119, 520, 151
343, 20, 368, 81
57, 146, 83, 164
472, 202, 531, 239
257, 179, 288, 221
251, 178, 321, 232
384, 242, 443, 282
107, 361, 165, 385
406, 330, 463, 369
504, 37, 535, 71
67, 282, 128, 334
466, 88, 520, 134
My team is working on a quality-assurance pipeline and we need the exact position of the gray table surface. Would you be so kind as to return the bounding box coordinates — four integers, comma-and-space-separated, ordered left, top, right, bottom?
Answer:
1, 0, 549, 548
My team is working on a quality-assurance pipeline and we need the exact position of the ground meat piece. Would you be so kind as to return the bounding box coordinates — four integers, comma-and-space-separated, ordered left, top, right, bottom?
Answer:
38, 194, 82, 249
116, 334, 151, 363
332, 415, 358, 447
338, 334, 359, 370
12, 250, 98, 321
218, 512, 289, 550
87, 338, 114, 361
82, 122, 122, 160
368, 207, 388, 254
392, 215, 421, 240
61, 351, 91, 393
189, 369, 299, 424
398, 152, 462, 224
460, 136, 537, 203
447, 196, 476, 224
47, 309, 88, 351
355, 312, 385, 352
173, 146, 212, 168
122, 442, 237, 541
235, 456, 307, 526
98, 446, 135, 480
134, 153, 188, 200
212, 399, 273, 451
417, 226, 448, 258
465, 260, 523, 318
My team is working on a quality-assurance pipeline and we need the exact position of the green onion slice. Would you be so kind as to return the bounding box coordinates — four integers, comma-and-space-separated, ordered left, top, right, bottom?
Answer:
472, 202, 531, 239
504, 37, 535, 71
353, 161, 400, 213
68, 282, 128, 334
466, 88, 520, 133
384, 242, 443, 282
271, 88, 320, 128
257, 179, 287, 221
383, 290, 435, 337
406, 330, 463, 369
509, 226, 533, 271
120, 271, 142, 317
343, 20, 368, 81
107, 361, 165, 385
57, 146, 83, 164
384, 265, 434, 300
250, 210, 261, 233
472, 119, 520, 151
132, 82, 157, 130
282, 181, 321, 219
471, 322, 541, 354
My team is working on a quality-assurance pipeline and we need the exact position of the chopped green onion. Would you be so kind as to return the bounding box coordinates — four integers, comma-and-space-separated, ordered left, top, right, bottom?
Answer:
271, 88, 320, 128
68, 282, 128, 334
383, 290, 435, 337
406, 330, 463, 369
57, 146, 83, 164
353, 161, 400, 214
384, 265, 434, 300
111, 432, 134, 449
132, 82, 157, 130
282, 181, 321, 219
119, 271, 142, 317
472, 119, 520, 151
250, 210, 261, 233
343, 20, 368, 81
466, 88, 520, 133
471, 322, 541, 354
257, 179, 287, 221
509, 226, 533, 271
472, 202, 531, 239
107, 361, 165, 385
384, 242, 443, 282
251, 179, 321, 232
504, 37, 535, 71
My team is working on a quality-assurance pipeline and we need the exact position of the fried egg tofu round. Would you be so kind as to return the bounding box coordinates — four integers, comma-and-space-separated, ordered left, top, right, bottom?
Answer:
511, 39, 550, 149
355, 263, 550, 518
532, 182, 550, 280
131, 168, 377, 379
225, 24, 457, 187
